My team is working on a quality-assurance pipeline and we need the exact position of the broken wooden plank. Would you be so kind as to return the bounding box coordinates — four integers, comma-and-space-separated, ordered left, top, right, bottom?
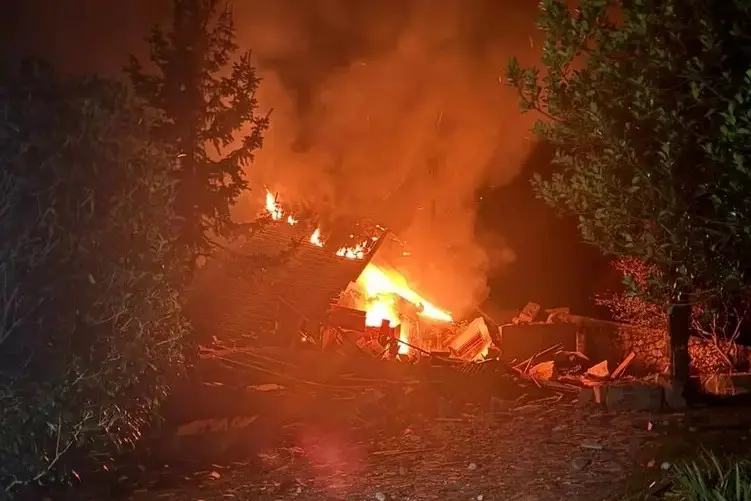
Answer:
586, 360, 610, 379
611, 352, 636, 379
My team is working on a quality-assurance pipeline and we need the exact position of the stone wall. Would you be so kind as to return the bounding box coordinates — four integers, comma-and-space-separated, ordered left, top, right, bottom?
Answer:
613, 325, 670, 373
572, 317, 669, 375
576, 317, 751, 376
496, 317, 751, 376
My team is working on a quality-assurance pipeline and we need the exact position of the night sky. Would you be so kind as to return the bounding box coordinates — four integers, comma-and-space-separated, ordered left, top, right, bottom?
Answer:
2, 0, 616, 317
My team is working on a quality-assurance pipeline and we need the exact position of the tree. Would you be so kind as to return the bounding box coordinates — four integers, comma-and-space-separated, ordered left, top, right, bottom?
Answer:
507, 0, 751, 398
126, 0, 269, 280
0, 59, 190, 492
595, 257, 666, 331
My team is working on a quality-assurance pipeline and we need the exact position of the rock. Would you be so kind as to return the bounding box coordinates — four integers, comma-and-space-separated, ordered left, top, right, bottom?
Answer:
375, 492, 387, 501
529, 360, 556, 380
586, 360, 610, 379
605, 384, 663, 412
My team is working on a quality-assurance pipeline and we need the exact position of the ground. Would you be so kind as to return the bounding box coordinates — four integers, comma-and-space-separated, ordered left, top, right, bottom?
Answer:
39, 348, 751, 501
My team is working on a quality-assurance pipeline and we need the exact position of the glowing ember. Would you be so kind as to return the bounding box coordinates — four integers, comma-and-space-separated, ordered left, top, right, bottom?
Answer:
356, 263, 452, 354
310, 228, 324, 247
287, 215, 298, 225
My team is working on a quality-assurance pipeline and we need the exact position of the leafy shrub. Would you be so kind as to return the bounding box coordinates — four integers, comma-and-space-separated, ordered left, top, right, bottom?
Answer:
670, 451, 751, 501
597, 258, 750, 373
0, 60, 191, 493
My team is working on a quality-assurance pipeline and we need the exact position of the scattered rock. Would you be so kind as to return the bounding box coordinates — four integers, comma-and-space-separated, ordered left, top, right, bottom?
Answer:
467, 462, 478, 471
375, 491, 387, 501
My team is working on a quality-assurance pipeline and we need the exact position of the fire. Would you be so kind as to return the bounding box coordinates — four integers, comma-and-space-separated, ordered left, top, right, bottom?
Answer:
265, 190, 284, 221
356, 263, 452, 354
336, 241, 368, 260
310, 228, 324, 247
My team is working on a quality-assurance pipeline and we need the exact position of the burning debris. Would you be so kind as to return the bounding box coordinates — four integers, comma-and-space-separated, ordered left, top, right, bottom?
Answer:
261, 190, 463, 359
227, 193, 666, 410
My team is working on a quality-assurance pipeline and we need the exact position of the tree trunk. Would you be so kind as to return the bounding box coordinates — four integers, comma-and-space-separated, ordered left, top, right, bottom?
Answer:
667, 302, 691, 403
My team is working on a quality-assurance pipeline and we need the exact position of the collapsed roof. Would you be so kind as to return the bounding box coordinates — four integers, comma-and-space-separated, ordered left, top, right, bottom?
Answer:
188, 222, 380, 343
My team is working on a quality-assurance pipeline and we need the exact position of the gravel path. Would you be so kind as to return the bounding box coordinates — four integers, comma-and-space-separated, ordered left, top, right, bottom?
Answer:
41, 348, 735, 501
103, 401, 659, 501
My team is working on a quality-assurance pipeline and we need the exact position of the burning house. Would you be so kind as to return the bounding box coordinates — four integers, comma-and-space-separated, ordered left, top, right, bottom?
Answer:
188, 192, 463, 358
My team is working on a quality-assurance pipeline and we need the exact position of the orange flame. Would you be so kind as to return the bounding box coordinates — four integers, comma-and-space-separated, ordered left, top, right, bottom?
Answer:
310, 228, 324, 247
265, 190, 284, 221
336, 241, 368, 260
356, 263, 452, 354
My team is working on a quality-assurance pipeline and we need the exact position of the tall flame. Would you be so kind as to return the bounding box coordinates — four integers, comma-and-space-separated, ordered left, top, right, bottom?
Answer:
265, 190, 284, 221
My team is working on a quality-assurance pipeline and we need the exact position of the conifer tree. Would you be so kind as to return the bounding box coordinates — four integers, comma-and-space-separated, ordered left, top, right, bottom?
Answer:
127, 0, 268, 281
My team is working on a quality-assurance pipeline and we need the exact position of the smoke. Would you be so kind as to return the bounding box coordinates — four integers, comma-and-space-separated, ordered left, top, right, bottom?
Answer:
8, 0, 542, 316
229, 0, 541, 316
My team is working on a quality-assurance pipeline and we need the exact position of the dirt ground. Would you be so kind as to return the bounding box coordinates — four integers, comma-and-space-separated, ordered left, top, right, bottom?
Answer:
39, 348, 751, 501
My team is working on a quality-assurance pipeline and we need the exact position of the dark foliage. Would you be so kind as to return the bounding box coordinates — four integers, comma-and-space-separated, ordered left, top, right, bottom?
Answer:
126, 0, 269, 278
507, 0, 751, 388
0, 59, 191, 493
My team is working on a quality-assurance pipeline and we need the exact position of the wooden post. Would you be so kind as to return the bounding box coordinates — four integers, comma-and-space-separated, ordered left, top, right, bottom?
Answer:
667, 301, 691, 406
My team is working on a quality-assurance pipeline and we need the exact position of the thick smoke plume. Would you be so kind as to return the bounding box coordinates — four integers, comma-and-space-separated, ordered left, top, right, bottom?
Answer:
230, 0, 541, 316
10, 0, 542, 316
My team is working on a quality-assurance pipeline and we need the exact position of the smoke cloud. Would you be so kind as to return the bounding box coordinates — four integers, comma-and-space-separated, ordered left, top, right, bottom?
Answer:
230, 0, 541, 315
9, 0, 542, 316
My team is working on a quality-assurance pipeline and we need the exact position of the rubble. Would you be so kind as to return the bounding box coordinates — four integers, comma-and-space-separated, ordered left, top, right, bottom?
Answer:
447, 317, 493, 361
611, 352, 636, 379
586, 360, 610, 379
529, 361, 555, 381
514, 302, 541, 324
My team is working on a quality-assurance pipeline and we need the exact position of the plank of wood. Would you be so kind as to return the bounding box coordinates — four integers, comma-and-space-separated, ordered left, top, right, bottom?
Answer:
611, 352, 636, 379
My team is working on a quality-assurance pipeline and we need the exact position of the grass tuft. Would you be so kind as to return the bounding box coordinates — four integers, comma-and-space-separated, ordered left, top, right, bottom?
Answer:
668, 450, 751, 501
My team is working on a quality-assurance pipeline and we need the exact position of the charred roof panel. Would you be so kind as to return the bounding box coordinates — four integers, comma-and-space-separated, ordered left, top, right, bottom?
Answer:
189, 222, 375, 342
